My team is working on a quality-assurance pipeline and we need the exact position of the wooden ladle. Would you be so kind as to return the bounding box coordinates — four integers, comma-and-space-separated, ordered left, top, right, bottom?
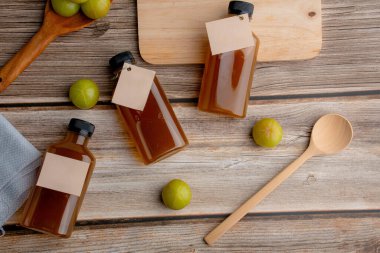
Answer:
0, 0, 110, 93
204, 114, 353, 246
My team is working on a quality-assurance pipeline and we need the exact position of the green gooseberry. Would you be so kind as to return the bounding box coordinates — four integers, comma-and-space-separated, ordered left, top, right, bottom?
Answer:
51, 0, 80, 18
69, 79, 99, 110
162, 179, 192, 210
252, 118, 283, 148
81, 0, 111, 20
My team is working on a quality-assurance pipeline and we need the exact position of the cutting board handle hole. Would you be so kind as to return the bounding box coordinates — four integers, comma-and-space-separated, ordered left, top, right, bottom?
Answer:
309, 11, 316, 17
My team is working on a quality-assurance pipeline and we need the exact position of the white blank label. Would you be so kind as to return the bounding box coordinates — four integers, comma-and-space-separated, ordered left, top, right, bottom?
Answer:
206, 14, 255, 55
112, 63, 156, 111
36, 153, 90, 196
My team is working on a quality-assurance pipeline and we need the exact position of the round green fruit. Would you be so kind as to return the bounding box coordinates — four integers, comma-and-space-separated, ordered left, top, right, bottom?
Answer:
162, 179, 192, 210
81, 0, 111, 20
252, 118, 283, 148
51, 0, 80, 18
69, 79, 99, 110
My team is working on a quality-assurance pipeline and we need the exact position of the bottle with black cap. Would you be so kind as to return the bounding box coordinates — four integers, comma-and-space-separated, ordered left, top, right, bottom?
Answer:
198, 0, 260, 118
109, 51, 188, 165
21, 118, 96, 238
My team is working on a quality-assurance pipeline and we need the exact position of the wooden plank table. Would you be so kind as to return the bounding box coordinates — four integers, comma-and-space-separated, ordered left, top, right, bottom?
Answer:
1, 0, 379, 252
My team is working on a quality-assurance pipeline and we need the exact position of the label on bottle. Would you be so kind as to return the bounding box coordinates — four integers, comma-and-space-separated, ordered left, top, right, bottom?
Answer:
112, 63, 156, 111
206, 14, 255, 55
36, 152, 90, 196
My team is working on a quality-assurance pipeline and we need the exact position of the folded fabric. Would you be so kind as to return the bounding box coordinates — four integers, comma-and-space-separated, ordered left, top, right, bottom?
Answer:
0, 114, 41, 232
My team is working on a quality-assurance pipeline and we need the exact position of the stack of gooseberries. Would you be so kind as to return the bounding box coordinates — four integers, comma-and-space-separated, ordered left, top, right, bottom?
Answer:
52, 0, 110, 19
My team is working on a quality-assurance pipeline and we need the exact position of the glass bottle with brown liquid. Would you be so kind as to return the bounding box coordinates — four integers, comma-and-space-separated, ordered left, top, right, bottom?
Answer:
198, 1, 260, 118
20, 119, 96, 238
109, 52, 188, 165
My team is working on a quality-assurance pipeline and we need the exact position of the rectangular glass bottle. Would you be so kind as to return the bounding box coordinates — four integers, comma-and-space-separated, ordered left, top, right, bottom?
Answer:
198, 1, 260, 118
110, 52, 189, 165
20, 119, 96, 238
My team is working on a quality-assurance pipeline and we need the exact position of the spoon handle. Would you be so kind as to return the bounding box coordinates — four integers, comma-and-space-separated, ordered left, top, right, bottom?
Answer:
0, 25, 56, 93
204, 147, 315, 246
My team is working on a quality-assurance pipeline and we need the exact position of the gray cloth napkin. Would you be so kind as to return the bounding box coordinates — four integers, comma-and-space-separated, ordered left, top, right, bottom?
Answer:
0, 114, 41, 233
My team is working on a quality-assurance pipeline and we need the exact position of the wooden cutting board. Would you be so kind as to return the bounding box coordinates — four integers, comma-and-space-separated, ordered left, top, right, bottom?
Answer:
137, 0, 322, 64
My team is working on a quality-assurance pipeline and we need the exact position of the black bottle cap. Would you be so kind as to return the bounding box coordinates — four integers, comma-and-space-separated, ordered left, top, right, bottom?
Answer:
228, 1, 254, 19
68, 118, 95, 137
109, 51, 136, 71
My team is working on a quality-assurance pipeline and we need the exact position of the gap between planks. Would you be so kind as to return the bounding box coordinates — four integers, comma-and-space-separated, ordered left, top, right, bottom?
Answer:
4, 209, 380, 232
0, 91, 379, 109
2, 212, 380, 252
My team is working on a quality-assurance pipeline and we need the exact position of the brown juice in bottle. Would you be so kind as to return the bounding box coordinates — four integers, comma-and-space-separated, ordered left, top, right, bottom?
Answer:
20, 119, 96, 238
198, 1, 260, 118
110, 52, 188, 165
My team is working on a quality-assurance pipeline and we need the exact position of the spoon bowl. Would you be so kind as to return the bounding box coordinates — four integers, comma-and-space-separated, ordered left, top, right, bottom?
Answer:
310, 114, 353, 155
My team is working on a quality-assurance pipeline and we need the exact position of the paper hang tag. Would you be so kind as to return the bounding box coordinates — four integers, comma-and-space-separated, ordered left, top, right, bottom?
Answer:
112, 63, 156, 111
36, 153, 90, 196
206, 14, 255, 56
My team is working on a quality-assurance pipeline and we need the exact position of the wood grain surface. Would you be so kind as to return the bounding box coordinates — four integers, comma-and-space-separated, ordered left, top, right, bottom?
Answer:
4, 98, 380, 225
0, 0, 99, 93
0, 0, 379, 251
137, 0, 322, 64
3, 213, 380, 252
204, 114, 354, 245
0, 0, 379, 103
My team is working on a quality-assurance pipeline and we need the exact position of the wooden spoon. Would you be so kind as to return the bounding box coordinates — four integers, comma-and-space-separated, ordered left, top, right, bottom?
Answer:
0, 0, 111, 93
204, 114, 353, 246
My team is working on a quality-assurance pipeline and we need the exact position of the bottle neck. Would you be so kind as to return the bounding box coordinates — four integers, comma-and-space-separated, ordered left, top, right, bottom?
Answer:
114, 66, 123, 75
113, 62, 134, 78
64, 131, 90, 146
228, 13, 252, 21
